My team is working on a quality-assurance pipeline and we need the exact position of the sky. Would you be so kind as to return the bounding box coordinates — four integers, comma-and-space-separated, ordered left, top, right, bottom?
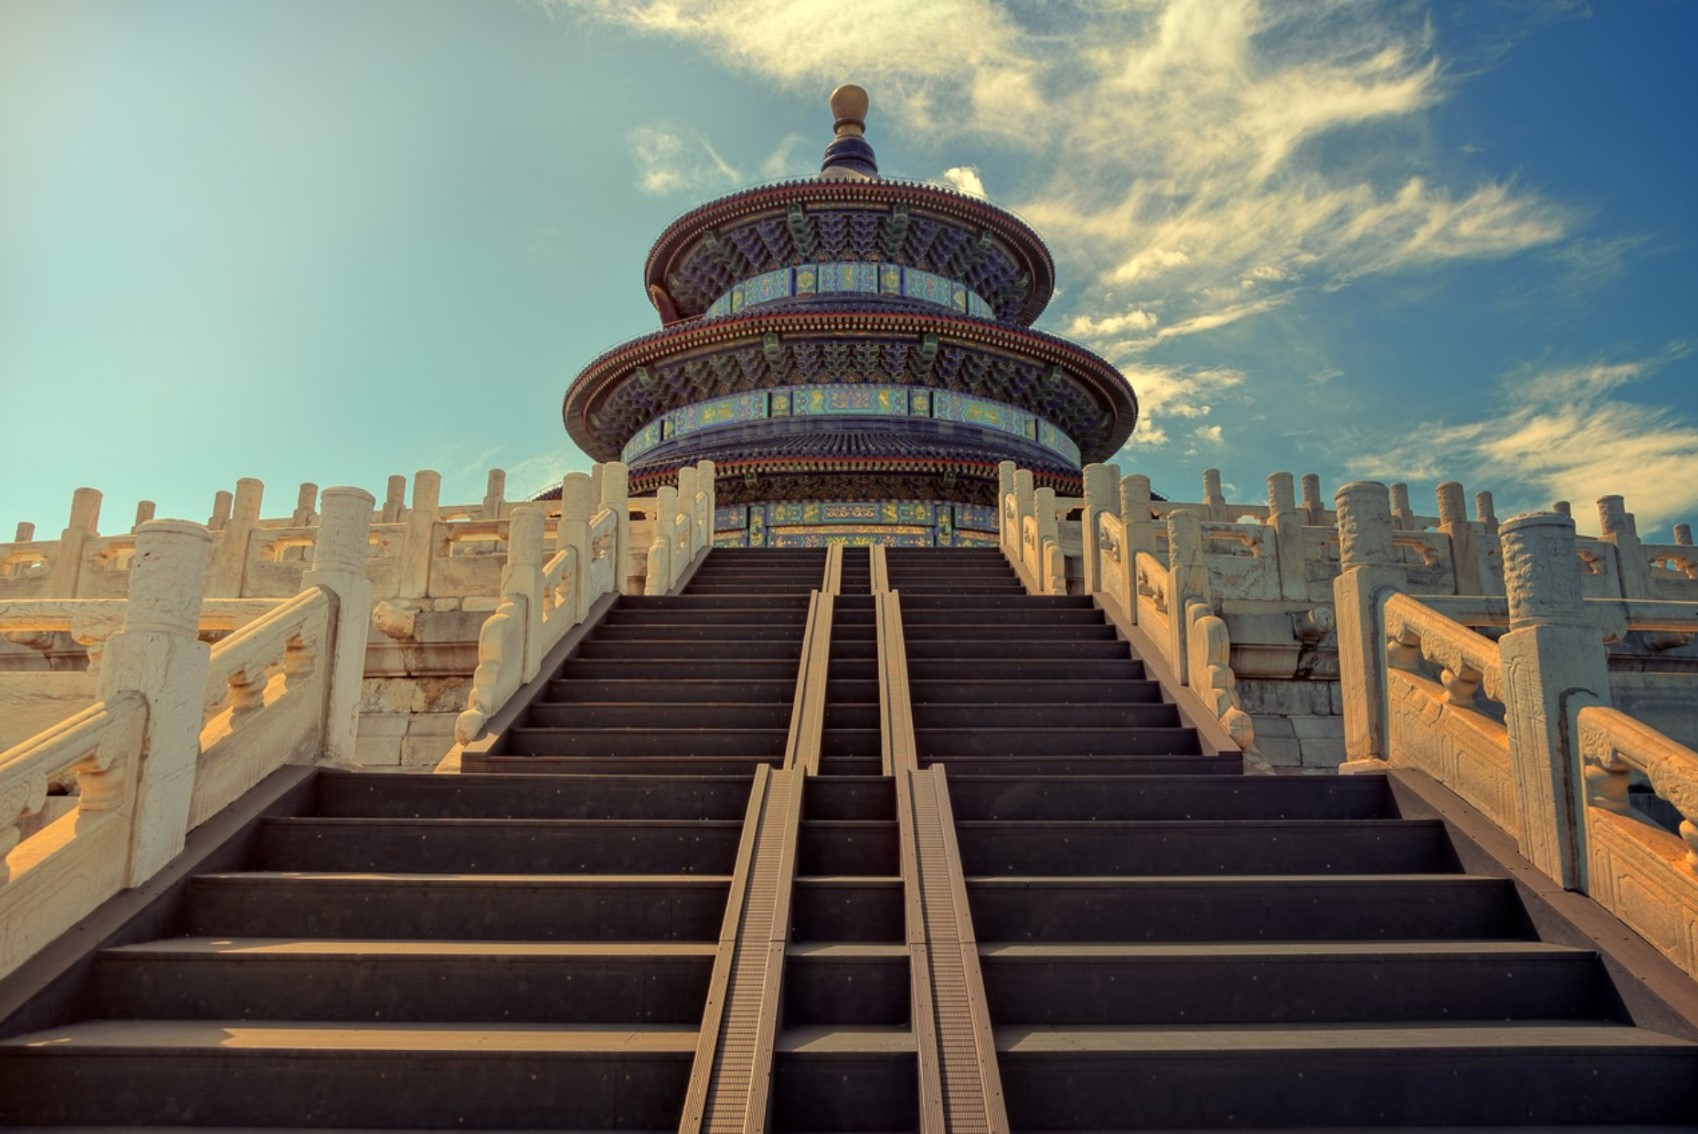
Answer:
3, 0, 1695, 538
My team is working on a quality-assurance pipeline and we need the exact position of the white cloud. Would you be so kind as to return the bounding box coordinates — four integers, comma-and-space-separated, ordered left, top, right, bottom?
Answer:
1194, 423, 1225, 444
1115, 363, 1246, 451
1066, 308, 1158, 338
759, 132, 814, 181
1346, 345, 1698, 533
629, 125, 741, 196
938, 165, 987, 198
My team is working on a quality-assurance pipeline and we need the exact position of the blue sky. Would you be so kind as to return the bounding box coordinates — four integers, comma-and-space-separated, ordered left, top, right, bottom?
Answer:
3, 0, 1695, 537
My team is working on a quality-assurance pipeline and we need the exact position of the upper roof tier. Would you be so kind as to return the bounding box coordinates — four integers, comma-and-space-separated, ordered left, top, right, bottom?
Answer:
642, 88, 1056, 327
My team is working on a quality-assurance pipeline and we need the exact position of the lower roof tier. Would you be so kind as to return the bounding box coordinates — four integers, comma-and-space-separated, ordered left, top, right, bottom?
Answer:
623, 416, 1082, 498
564, 309, 1137, 464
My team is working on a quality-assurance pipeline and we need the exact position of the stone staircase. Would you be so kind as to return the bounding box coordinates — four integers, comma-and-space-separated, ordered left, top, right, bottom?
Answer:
1, 544, 1695, 1131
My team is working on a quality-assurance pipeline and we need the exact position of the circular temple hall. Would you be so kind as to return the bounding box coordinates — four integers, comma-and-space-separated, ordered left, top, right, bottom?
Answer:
561, 85, 1137, 547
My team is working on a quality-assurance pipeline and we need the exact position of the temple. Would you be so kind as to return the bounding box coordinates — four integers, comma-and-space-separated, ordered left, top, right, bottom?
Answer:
563, 85, 1133, 547
2, 85, 1698, 1131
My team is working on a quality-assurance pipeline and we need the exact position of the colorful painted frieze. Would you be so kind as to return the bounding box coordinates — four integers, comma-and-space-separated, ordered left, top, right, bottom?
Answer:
714, 504, 749, 532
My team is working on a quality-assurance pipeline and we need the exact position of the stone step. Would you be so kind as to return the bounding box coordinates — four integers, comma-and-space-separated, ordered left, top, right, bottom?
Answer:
790, 878, 905, 943
576, 638, 802, 661
0, 1020, 698, 1129
909, 677, 1156, 703
913, 702, 1181, 730
589, 621, 806, 640
770, 1027, 918, 1133
783, 944, 912, 1027
900, 607, 1106, 625
525, 701, 792, 730
544, 678, 796, 703
554, 659, 797, 681
993, 1023, 1698, 1129
905, 638, 1131, 660
823, 702, 878, 730
908, 658, 1145, 682
803, 777, 896, 822
619, 595, 810, 610
918, 753, 1241, 776
314, 769, 755, 821
954, 819, 1455, 876
821, 728, 880, 758
184, 872, 730, 941
601, 608, 808, 627
965, 875, 1530, 943
918, 725, 1202, 757
466, 754, 779, 777
901, 623, 1118, 641
976, 941, 1609, 1026
944, 773, 1397, 822
257, 817, 743, 875
504, 727, 788, 758
799, 820, 900, 876
91, 938, 717, 1024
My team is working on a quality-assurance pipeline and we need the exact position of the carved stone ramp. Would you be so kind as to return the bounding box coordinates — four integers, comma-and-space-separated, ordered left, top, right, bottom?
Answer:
680, 763, 803, 1134
899, 764, 1010, 1134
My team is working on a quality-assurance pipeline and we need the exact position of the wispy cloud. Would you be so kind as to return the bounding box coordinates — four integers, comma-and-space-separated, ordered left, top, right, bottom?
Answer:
1346, 344, 1698, 533
629, 125, 741, 196
938, 165, 987, 198
548, 0, 1576, 351
1114, 363, 1247, 450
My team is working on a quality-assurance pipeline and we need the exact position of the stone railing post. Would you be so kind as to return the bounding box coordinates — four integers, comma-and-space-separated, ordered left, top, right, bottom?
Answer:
399, 470, 440, 601
1300, 474, 1325, 526
1119, 474, 1157, 562
696, 460, 716, 551
49, 488, 101, 598
599, 462, 633, 593
14, 522, 34, 542
1552, 500, 1572, 517
1674, 523, 1693, 546
1475, 491, 1499, 537
1034, 486, 1061, 594
1499, 511, 1614, 889
998, 461, 1016, 550
1437, 481, 1484, 596
1598, 495, 1650, 600
1165, 511, 1210, 685
133, 501, 156, 532
1081, 463, 1118, 596
1389, 483, 1415, 531
97, 520, 214, 885
208, 490, 232, 532
1202, 468, 1228, 521
302, 488, 376, 765
647, 485, 678, 595
1014, 469, 1036, 581
208, 479, 262, 598
381, 475, 407, 524
482, 469, 507, 520
1334, 481, 1404, 772
1266, 471, 1306, 601
502, 504, 547, 682
558, 474, 594, 622
292, 483, 318, 527
677, 466, 700, 561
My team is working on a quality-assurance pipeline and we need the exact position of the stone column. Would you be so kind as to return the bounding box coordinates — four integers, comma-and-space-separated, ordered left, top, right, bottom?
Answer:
1081, 463, 1118, 596
1166, 510, 1209, 686
1475, 491, 1499, 537
1598, 495, 1650, 600
1499, 511, 1612, 889
1552, 500, 1571, 517
97, 520, 213, 885
1202, 468, 1228, 521
1333, 481, 1404, 771
1267, 471, 1306, 601
649, 484, 678, 595
301, 488, 375, 765
49, 487, 101, 598
502, 504, 547, 682
14, 522, 34, 542
558, 474, 594, 622
1300, 474, 1325, 526
482, 469, 507, 520
399, 470, 440, 601
1675, 524, 1693, 547
1437, 481, 1483, 596
133, 501, 156, 532
1119, 473, 1156, 557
